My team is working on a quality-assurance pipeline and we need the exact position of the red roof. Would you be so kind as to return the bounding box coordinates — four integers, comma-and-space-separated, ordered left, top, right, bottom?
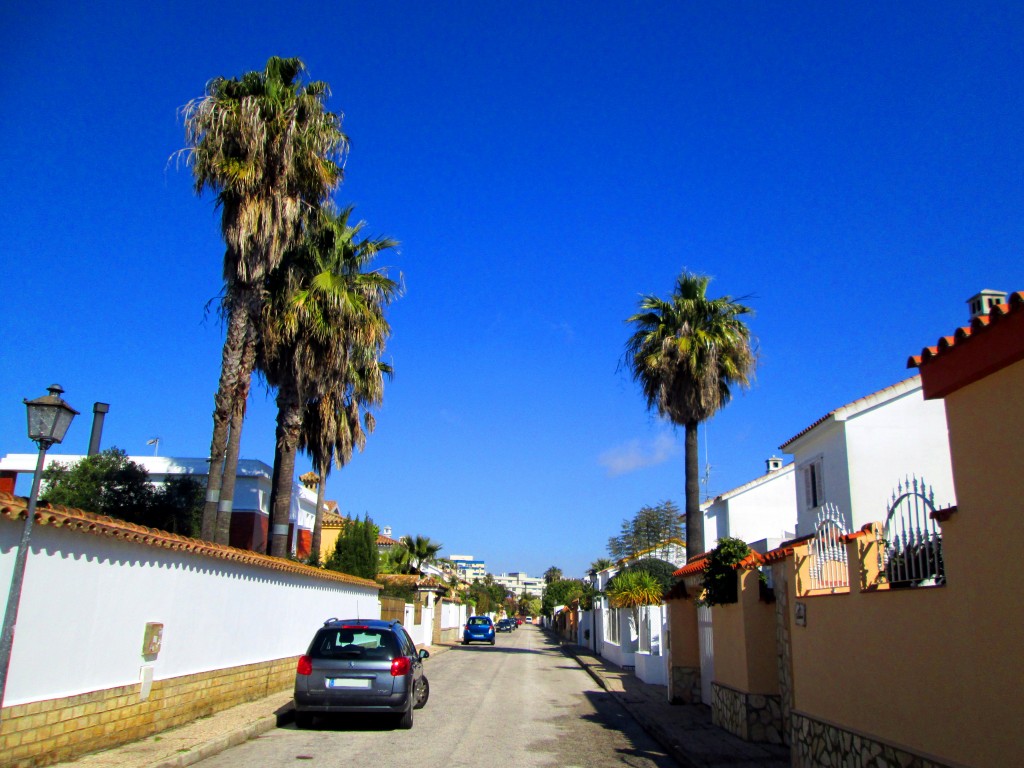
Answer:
910, 291, 1024, 398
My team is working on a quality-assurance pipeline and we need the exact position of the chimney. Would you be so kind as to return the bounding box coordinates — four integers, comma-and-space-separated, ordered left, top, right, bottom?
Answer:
382, 526, 392, 539
87, 403, 110, 456
766, 456, 783, 474
967, 290, 1006, 321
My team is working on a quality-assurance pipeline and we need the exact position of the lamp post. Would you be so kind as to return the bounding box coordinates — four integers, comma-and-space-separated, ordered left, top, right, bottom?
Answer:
0, 385, 78, 718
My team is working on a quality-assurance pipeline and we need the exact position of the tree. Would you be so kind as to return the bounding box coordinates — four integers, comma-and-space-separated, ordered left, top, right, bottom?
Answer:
401, 535, 443, 574
607, 500, 683, 561
606, 570, 664, 610
182, 56, 347, 544
543, 566, 563, 585
624, 270, 756, 557
41, 449, 153, 523
541, 578, 588, 617
325, 514, 378, 579
40, 449, 203, 536
258, 206, 398, 557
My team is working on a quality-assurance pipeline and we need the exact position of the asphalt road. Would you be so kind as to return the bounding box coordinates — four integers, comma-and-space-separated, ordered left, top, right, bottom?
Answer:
194, 624, 678, 768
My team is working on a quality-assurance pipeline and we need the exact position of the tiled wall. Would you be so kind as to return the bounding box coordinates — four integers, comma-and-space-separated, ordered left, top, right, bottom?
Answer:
0, 657, 296, 768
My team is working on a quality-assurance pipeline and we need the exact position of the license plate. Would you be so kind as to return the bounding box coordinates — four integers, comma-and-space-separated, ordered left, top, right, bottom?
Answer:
327, 677, 371, 689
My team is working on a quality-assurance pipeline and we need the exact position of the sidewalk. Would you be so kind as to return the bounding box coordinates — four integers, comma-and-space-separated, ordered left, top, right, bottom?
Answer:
50, 644, 451, 768
554, 637, 790, 768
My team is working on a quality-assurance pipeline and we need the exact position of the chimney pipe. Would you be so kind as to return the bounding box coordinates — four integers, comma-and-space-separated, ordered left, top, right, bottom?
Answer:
88, 403, 110, 456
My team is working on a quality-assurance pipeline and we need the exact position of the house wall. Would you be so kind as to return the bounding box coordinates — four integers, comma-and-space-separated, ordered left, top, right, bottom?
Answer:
666, 589, 701, 704
703, 465, 796, 552
0, 499, 379, 767
844, 389, 955, 524
788, 423, 850, 536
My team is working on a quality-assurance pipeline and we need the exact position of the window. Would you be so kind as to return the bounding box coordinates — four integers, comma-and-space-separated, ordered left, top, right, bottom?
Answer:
801, 458, 825, 509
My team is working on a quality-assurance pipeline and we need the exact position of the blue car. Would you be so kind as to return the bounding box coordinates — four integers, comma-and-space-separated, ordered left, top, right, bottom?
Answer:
462, 616, 495, 645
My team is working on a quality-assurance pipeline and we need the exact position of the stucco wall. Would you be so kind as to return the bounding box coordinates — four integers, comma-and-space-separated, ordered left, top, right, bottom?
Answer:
0, 510, 379, 708
712, 570, 778, 695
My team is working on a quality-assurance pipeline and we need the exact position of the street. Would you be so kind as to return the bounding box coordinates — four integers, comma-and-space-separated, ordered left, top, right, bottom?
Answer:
195, 625, 678, 768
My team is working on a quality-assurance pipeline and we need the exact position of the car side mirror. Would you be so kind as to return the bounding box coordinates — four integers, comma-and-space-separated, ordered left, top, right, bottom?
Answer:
419, 649, 430, 659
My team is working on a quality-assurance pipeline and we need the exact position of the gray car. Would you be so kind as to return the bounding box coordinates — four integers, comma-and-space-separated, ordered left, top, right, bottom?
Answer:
294, 618, 430, 729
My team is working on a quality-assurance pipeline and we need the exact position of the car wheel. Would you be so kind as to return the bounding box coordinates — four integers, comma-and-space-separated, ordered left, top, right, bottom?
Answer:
396, 703, 414, 729
490, 639, 496, 645
462, 640, 468, 645
294, 711, 314, 729
414, 677, 430, 709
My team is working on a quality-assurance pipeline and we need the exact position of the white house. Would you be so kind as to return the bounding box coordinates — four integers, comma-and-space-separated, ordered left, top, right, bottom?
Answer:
779, 375, 956, 538
491, 572, 545, 597
0, 453, 317, 557
702, 457, 797, 553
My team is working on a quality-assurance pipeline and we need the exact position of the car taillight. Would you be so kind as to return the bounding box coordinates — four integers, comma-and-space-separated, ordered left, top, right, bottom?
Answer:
297, 655, 313, 676
391, 656, 412, 677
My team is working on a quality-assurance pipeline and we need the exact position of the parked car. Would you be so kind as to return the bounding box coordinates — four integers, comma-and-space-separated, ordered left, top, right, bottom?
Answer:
294, 618, 429, 730
463, 616, 496, 645
496, 618, 513, 633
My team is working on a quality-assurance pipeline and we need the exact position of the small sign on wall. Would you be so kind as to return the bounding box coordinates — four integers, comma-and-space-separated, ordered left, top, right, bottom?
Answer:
143, 622, 164, 657
795, 602, 807, 627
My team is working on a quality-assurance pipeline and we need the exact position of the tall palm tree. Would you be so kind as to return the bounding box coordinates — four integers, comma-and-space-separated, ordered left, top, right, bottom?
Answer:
544, 566, 563, 584
182, 56, 347, 542
588, 557, 615, 577
624, 270, 756, 558
300, 345, 393, 564
259, 206, 399, 557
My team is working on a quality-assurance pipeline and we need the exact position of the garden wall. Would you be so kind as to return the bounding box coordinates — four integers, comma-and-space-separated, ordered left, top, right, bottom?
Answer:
0, 493, 380, 767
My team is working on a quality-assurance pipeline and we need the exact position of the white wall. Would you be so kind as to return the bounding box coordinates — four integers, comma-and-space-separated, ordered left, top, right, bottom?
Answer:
786, 383, 956, 536
703, 465, 797, 551
0, 517, 379, 707
844, 390, 956, 524
633, 605, 668, 687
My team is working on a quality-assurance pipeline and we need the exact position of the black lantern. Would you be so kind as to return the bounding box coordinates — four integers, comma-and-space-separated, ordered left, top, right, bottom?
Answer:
24, 384, 79, 448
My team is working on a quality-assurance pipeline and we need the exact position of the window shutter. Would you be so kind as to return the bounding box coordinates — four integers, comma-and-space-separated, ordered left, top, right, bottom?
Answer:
816, 460, 825, 505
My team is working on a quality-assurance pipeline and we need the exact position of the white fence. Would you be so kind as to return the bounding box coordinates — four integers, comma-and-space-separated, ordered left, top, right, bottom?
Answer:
0, 508, 380, 707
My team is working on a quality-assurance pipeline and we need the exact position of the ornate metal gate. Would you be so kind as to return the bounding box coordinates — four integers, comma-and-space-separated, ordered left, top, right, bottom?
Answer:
877, 477, 945, 587
809, 503, 850, 590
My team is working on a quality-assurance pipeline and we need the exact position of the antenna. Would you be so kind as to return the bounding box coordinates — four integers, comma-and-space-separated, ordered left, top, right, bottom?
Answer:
146, 438, 160, 456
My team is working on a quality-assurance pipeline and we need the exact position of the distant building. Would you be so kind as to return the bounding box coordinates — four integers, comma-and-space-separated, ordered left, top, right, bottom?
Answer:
491, 572, 544, 597
448, 554, 486, 582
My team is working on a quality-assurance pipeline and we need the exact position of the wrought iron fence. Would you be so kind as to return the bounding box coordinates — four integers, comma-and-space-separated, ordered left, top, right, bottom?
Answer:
809, 503, 850, 590
877, 477, 946, 587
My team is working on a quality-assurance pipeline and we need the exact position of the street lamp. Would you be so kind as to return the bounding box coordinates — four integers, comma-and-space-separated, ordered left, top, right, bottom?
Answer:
0, 385, 78, 718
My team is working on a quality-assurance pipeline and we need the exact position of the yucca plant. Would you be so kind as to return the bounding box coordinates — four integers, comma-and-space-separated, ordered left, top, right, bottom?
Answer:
607, 570, 664, 609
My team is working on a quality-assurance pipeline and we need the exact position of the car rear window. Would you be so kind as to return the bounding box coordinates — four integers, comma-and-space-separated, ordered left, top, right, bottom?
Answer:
310, 628, 400, 660
468, 617, 491, 626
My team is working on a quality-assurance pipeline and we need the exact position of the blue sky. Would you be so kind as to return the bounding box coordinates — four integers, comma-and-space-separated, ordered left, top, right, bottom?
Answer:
1, 2, 1020, 578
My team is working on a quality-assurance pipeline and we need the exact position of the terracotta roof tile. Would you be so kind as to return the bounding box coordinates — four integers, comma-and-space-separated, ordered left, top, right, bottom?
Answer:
0, 492, 380, 589
909, 291, 1024, 367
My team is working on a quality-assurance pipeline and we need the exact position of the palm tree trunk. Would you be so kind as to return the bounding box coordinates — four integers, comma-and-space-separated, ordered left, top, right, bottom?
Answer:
685, 420, 704, 558
310, 464, 327, 564
202, 298, 250, 541
214, 326, 256, 546
270, 386, 303, 558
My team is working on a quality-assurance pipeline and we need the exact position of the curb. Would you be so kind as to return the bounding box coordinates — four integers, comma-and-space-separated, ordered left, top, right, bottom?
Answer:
148, 708, 293, 768
554, 639, 701, 768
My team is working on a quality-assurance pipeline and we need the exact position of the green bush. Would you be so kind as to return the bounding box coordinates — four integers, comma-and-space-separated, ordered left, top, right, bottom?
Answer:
699, 537, 750, 606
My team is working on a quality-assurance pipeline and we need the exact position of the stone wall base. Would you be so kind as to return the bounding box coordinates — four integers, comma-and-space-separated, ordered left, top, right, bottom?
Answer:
0, 657, 297, 768
792, 711, 954, 768
669, 665, 702, 704
711, 681, 784, 744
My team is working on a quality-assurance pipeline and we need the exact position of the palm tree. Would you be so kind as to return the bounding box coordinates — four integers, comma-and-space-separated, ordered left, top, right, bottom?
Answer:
182, 56, 347, 543
544, 566, 563, 584
624, 270, 756, 558
259, 206, 398, 557
588, 557, 615, 578
401, 535, 443, 574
